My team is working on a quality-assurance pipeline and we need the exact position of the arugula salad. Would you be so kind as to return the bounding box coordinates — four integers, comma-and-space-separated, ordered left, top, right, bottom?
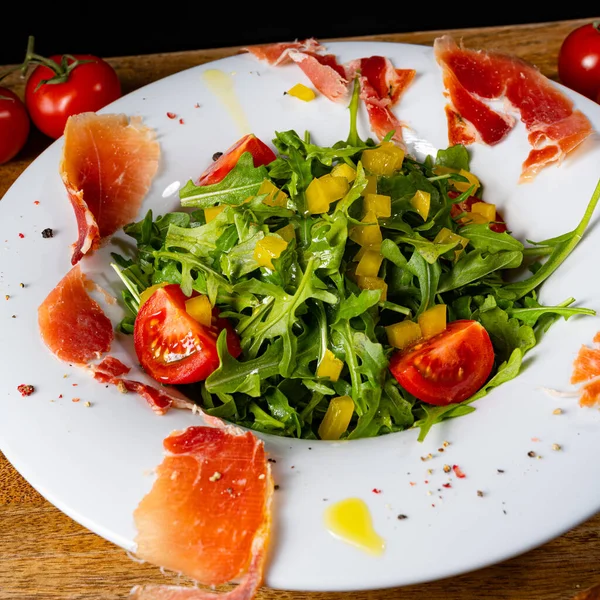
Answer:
112, 81, 599, 442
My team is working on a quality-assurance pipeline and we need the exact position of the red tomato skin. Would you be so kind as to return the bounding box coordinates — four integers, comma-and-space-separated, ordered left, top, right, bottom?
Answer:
25, 54, 121, 139
449, 191, 508, 233
0, 87, 30, 164
389, 319, 495, 405
558, 22, 600, 100
134, 284, 241, 385
197, 133, 276, 185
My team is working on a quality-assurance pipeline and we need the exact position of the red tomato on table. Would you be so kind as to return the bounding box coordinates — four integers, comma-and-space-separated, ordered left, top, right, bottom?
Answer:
25, 53, 121, 139
197, 133, 276, 185
134, 284, 241, 385
558, 21, 600, 101
0, 87, 30, 164
389, 319, 495, 405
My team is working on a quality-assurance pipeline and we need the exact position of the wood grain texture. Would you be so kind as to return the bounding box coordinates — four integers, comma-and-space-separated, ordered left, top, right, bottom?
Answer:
1, 17, 600, 600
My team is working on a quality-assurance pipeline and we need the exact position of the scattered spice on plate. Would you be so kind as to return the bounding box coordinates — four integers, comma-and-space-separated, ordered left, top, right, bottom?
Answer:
33, 200, 40, 205
18, 233, 24, 238
41, 228, 53, 238
397, 514, 408, 520
527, 450, 537, 458
179, 118, 184, 125
552, 443, 562, 451
209, 471, 222, 482
452, 465, 466, 478
443, 464, 451, 473
19, 282, 25, 288
497, 469, 505, 474
553, 408, 563, 415
212, 151, 223, 162
477, 490, 484, 497
372, 488, 382, 494
17, 384, 34, 396
166, 112, 177, 119
72, 397, 80, 403
5, 295, 9, 300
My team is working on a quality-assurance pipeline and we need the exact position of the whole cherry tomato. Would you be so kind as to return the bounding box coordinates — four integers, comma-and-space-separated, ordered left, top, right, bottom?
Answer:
557, 21, 600, 101
0, 87, 30, 164
20, 37, 121, 139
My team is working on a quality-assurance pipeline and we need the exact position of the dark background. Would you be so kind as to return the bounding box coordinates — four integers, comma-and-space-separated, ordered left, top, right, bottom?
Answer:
1, 8, 597, 66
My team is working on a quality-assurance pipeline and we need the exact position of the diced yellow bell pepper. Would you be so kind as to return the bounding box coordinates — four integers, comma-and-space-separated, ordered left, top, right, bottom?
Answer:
355, 249, 384, 278
363, 174, 378, 196
385, 320, 422, 349
434, 227, 470, 260
318, 395, 355, 440
353, 243, 381, 262
349, 210, 383, 247
462, 212, 489, 225
356, 275, 387, 301
318, 174, 349, 201
331, 163, 356, 182
275, 223, 296, 242
258, 179, 288, 207
470, 202, 496, 222
418, 304, 447, 338
410, 190, 431, 220
286, 82, 316, 101
185, 294, 212, 326
306, 177, 330, 214
317, 349, 344, 382
254, 235, 288, 269
204, 205, 225, 223
433, 165, 480, 194
139, 282, 168, 307
361, 141, 405, 176
363, 193, 391, 218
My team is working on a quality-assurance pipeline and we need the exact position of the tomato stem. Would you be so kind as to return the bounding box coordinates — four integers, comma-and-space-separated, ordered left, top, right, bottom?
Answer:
18, 35, 93, 90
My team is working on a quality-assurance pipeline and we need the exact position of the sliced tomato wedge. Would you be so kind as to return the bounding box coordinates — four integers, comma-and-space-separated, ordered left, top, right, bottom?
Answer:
389, 319, 495, 405
448, 191, 508, 233
197, 133, 276, 186
133, 284, 241, 385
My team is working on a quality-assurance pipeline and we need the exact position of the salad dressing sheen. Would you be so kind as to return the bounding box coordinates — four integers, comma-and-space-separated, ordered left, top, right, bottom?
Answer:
201, 69, 251, 136
324, 498, 385, 556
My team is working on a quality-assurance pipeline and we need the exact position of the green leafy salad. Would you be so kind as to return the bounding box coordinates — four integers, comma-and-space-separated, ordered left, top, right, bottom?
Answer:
112, 81, 600, 442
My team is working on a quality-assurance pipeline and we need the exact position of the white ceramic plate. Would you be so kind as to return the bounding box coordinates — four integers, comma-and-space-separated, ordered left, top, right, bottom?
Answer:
1, 41, 600, 593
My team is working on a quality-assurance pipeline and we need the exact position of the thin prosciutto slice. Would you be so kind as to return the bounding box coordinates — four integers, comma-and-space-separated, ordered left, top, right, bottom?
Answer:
38, 264, 113, 365
570, 336, 600, 407
129, 425, 273, 600
434, 35, 594, 182
287, 50, 350, 103
346, 56, 416, 146
60, 112, 160, 265
242, 38, 325, 66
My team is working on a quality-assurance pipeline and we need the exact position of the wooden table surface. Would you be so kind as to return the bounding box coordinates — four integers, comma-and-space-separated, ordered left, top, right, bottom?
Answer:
2, 17, 600, 600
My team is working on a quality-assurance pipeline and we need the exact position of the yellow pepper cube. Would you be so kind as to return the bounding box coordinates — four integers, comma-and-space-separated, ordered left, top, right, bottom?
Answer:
356, 275, 387, 301
318, 395, 355, 440
286, 83, 316, 101
418, 304, 447, 338
361, 141, 405, 176
258, 179, 288, 207
185, 294, 213, 327
275, 223, 296, 242
410, 190, 431, 220
353, 243, 381, 262
204, 205, 225, 223
453, 169, 480, 193
355, 249, 384, 278
318, 174, 349, 202
363, 193, 391, 218
349, 210, 383, 247
317, 349, 344, 382
434, 227, 469, 261
470, 202, 496, 222
331, 163, 356, 182
254, 235, 288, 269
363, 174, 378, 196
385, 320, 422, 349
306, 178, 330, 214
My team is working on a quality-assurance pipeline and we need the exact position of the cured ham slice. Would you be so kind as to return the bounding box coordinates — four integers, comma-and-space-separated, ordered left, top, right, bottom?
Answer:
130, 425, 273, 599
60, 112, 160, 265
579, 378, 600, 407
241, 38, 325, 66
571, 344, 600, 384
38, 264, 113, 365
287, 51, 350, 103
434, 35, 594, 182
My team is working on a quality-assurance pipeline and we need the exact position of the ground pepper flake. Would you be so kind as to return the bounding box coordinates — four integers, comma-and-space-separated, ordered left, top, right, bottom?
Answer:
477, 490, 484, 497
372, 488, 382, 494
166, 112, 177, 119
18, 233, 24, 238
553, 408, 563, 415
442, 483, 452, 488
527, 451, 537, 458
33, 200, 40, 205
72, 397, 80, 403
552, 443, 562, 451
179, 118, 184, 124
5, 295, 9, 300
443, 464, 451, 473
397, 514, 408, 520
41, 228, 53, 238
452, 465, 466, 478
17, 384, 34, 396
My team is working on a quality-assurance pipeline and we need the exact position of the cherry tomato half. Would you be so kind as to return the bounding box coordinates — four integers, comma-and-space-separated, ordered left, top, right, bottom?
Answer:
134, 284, 241, 385
449, 191, 508, 233
0, 87, 30, 165
558, 21, 600, 101
197, 133, 277, 185
25, 54, 121, 139
389, 319, 495, 405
